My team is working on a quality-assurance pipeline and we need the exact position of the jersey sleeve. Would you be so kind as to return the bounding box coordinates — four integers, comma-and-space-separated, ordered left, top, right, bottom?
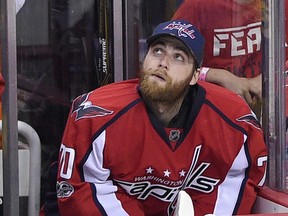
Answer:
56, 102, 144, 216
235, 112, 268, 214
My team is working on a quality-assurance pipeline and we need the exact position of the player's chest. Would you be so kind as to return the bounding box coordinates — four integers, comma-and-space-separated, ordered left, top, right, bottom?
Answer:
103, 123, 244, 182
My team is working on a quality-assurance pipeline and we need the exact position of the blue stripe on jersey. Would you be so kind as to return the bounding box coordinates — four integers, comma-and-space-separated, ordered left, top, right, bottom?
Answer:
90, 183, 108, 216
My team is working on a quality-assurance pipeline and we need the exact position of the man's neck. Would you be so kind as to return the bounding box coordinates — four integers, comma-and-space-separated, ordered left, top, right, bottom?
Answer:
145, 96, 185, 127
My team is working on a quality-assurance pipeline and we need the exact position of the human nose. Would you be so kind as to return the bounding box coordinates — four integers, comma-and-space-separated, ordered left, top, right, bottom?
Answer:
158, 55, 169, 70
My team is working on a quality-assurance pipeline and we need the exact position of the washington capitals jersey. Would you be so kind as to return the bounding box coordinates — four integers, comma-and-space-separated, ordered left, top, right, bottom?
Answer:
173, 0, 262, 78
57, 79, 267, 216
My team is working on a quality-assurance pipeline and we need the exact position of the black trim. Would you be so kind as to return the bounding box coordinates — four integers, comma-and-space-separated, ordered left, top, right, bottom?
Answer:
203, 99, 252, 214
233, 138, 252, 214
147, 108, 171, 146
90, 183, 108, 216
79, 98, 142, 181
146, 84, 206, 151
203, 100, 248, 135
175, 85, 206, 150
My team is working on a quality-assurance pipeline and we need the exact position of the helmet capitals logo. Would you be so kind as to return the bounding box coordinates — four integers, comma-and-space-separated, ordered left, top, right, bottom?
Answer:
72, 93, 113, 120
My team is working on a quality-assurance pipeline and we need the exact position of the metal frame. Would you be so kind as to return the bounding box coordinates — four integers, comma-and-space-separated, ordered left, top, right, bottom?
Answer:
0, 0, 19, 215
262, 0, 286, 190
0, 121, 41, 216
114, 0, 141, 81
113, 0, 124, 81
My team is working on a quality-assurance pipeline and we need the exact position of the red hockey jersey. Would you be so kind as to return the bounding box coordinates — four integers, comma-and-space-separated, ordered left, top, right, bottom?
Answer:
57, 79, 267, 216
173, 0, 262, 78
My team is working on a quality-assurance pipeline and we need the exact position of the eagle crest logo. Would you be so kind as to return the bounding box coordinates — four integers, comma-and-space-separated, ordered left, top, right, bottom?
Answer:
236, 113, 261, 130
71, 93, 113, 120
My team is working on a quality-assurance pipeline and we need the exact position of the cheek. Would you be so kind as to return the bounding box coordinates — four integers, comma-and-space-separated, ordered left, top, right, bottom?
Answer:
142, 57, 153, 71
142, 62, 148, 72
143, 54, 162, 70
170, 66, 193, 80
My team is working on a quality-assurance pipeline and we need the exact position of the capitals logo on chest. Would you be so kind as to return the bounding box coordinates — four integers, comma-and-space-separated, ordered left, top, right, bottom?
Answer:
115, 145, 220, 214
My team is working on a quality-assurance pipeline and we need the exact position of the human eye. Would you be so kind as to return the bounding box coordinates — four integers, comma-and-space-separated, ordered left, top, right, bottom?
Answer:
174, 53, 184, 62
153, 47, 163, 55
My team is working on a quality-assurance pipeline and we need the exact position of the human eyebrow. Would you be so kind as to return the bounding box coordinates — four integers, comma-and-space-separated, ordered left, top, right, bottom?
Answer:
174, 45, 190, 58
150, 40, 165, 48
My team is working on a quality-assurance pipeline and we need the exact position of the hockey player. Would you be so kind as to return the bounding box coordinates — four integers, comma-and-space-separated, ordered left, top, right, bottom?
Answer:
56, 20, 268, 216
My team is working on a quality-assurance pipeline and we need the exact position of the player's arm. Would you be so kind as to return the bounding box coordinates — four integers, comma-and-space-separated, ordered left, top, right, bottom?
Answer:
57, 106, 144, 216
201, 68, 262, 115
234, 112, 268, 214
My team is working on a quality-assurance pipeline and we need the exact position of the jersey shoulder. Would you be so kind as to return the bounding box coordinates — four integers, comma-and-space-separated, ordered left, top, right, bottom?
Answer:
198, 81, 262, 130
81, 79, 140, 106
198, 81, 251, 113
70, 79, 141, 122
90, 79, 139, 99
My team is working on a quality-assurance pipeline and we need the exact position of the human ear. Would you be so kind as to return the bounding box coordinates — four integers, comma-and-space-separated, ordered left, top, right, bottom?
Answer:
190, 68, 200, 85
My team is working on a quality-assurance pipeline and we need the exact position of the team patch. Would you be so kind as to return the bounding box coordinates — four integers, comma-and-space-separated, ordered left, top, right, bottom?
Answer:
72, 93, 113, 120
236, 113, 261, 130
57, 181, 74, 198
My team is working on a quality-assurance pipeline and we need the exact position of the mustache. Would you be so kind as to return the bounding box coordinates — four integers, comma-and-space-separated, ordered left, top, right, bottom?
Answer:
142, 68, 168, 78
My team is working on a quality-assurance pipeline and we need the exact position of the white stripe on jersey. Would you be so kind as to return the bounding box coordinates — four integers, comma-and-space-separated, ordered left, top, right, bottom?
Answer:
93, 182, 129, 216
83, 130, 111, 183
83, 130, 129, 216
213, 134, 248, 215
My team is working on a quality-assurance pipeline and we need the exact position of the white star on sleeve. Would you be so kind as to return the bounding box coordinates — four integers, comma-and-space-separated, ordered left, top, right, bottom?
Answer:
164, 169, 171, 177
146, 167, 154, 174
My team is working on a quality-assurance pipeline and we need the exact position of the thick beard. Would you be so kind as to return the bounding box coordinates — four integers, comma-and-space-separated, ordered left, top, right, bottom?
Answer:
139, 69, 191, 103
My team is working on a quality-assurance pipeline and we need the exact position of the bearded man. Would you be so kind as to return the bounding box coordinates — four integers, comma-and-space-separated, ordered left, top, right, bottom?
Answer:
54, 20, 267, 216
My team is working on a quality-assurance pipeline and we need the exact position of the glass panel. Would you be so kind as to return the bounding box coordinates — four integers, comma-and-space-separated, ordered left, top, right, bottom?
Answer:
139, 0, 181, 64
14, 0, 114, 214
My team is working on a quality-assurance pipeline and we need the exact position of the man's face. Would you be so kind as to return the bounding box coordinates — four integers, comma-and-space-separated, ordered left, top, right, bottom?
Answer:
140, 40, 198, 102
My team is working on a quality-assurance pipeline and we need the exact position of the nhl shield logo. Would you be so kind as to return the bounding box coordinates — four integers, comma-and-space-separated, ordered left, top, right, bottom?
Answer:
169, 130, 181, 142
